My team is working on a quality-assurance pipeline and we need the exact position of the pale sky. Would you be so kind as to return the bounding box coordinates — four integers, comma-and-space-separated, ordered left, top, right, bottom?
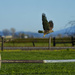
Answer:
0, 0, 75, 32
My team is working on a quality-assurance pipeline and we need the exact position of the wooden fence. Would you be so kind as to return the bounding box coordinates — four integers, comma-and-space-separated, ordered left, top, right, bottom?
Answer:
0, 37, 51, 51
0, 36, 75, 51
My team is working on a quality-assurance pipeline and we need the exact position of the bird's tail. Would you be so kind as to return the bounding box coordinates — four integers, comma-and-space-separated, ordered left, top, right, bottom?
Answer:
43, 30, 54, 37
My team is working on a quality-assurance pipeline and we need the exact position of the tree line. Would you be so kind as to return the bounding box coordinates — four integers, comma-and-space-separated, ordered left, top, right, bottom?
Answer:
2, 28, 28, 39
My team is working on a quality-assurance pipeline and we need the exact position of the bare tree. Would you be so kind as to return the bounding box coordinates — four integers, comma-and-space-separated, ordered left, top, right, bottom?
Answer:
10, 28, 16, 38
3, 29, 10, 36
19, 32, 22, 39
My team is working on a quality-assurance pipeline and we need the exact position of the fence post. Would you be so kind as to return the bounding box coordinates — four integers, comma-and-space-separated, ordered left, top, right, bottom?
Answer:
71, 36, 74, 46
49, 37, 51, 49
32, 41, 35, 47
0, 54, 1, 69
1, 37, 4, 51
53, 37, 55, 46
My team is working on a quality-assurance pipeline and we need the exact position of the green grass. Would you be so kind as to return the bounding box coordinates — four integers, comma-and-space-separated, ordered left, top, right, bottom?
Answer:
0, 43, 49, 47
0, 49, 75, 75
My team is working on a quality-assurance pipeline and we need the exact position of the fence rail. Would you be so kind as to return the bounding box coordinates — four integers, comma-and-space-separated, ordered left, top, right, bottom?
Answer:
53, 37, 75, 46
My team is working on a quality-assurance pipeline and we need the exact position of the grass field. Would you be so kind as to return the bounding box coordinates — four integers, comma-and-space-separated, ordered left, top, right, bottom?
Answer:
0, 49, 75, 75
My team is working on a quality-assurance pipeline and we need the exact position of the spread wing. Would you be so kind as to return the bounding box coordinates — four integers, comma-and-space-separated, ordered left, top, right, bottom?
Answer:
38, 13, 54, 37
49, 20, 54, 29
42, 13, 50, 31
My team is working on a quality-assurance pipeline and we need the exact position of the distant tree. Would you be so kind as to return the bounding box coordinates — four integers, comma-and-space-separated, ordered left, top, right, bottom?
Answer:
19, 33, 25, 39
21, 33, 25, 38
3, 29, 10, 36
10, 28, 16, 38
19, 32, 22, 39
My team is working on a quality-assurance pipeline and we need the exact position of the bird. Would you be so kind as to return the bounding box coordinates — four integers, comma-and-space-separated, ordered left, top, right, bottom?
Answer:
38, 13, 54, 37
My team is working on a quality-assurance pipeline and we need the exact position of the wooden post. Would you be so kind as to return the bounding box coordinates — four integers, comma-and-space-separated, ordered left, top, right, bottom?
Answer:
53, 37, 55, 46
32, 42, 35, 47
71, 36, 74, 46
0, 54, 1, 69
1, 37, 4, 51
49, 37, 51, 49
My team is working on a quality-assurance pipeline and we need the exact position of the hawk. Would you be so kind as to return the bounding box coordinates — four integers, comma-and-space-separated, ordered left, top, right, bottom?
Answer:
38, 13, 54, 37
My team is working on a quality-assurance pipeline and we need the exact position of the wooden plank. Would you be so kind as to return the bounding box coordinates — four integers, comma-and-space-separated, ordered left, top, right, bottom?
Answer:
1, 60, 43, 63
1, 59, 75, 63
56, 42, 72, 44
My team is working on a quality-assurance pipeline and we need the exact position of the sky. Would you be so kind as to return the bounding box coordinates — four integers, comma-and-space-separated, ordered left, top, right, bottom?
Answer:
0, 0, 75, 32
